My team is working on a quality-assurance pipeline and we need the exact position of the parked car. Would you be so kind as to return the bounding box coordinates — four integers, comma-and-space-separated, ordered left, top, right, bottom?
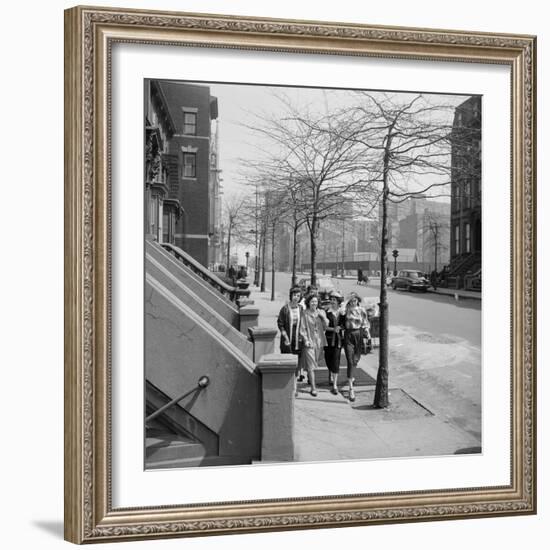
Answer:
391, 270, 430, 292
297, 276, 335, 308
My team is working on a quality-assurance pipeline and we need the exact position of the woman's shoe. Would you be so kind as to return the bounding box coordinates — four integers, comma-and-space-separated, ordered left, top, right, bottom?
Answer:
330, 387, 338, 395
349, 389, 356, 402
310, 389, 318, 397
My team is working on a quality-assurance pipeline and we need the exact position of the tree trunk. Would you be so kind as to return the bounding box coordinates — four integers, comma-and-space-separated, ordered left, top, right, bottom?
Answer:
434, 229, 438, 272
309, 215, 318, 286
341, 219, 345, 278
260, 226, 267, 293
225, 225, 232, 272
374, 133, 393, 409
254, 235, 262, 286
271, 222, 276, 301
291, 223, 298, 287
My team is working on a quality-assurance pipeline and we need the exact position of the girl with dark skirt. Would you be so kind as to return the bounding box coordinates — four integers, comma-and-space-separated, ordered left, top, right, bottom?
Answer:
323, 291, 344, 395
342, 292, 369, 402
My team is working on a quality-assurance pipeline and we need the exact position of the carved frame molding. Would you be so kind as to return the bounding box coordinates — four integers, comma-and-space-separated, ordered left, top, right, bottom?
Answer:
64, 5, 536, 544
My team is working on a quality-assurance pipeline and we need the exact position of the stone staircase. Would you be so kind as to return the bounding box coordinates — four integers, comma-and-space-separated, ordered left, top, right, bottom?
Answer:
447, 253, 481, 289
145, 242, 262, 469
146, 251, 253, 359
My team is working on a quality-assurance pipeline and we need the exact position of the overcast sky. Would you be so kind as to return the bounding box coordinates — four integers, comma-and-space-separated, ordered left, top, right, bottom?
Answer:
174, 81, 472, 264
198, 82, 471, 202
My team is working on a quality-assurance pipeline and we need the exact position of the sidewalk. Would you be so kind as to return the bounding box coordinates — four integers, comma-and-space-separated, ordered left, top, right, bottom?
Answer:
293, 385, 480, 462
428, 287, 482, 300
249, 284, 482, 462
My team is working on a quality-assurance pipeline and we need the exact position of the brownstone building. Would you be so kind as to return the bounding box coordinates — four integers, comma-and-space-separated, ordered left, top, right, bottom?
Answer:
145, 80, 220, 267
449, 96, 482, 288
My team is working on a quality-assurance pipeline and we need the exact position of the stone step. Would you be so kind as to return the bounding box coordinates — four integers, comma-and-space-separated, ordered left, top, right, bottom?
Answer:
145, 432, 204, 463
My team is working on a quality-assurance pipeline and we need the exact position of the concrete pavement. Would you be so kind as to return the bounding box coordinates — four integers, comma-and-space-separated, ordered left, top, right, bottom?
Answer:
249, 280, 482, 462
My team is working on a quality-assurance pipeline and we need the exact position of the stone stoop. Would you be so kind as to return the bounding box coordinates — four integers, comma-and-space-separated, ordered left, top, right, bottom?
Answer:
145, 432, 254, 469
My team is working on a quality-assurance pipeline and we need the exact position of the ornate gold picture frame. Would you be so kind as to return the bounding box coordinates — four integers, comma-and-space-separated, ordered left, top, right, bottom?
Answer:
64, 5, 536, 544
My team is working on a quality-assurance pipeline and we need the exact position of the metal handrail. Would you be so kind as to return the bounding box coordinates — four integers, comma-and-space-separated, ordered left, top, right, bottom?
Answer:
145, 376, 210, 424
160, 243, 250, 303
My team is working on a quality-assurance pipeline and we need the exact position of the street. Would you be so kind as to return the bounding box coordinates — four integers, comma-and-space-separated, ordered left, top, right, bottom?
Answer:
264, 271, 482, 447
270, 271, 481, 346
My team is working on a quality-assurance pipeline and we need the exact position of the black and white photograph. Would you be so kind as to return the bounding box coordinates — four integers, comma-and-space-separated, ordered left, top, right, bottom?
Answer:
144, 79, 482, 470
54, 0, 541, 545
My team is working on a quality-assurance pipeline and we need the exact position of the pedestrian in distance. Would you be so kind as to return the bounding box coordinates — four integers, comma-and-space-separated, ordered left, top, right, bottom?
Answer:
430, 269, 438, 291
323, 291, 345, 395
237, 265, 247, 279
227, 265, 236, 285
299, 284, 318, 309
342, 292, 370, 402
357, 268, 363, 285
299, 294, 328, 397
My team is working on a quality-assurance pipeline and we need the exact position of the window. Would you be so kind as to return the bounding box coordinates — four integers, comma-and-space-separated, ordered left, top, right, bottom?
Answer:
183, 152, 196, 178
454, 225, 460, 254
465, 223, 471, 253
183, 112, 197, 135
163, 212, 169, 243
464, 180, 471, 208
453, 183, 461, 211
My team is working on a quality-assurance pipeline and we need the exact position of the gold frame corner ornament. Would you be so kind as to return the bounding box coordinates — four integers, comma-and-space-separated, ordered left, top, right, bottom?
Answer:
64, 5, 536, 544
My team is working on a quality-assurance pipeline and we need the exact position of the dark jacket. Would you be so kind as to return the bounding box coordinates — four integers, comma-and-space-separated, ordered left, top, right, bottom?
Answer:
276, 303, 302, 353
324, 309, 344, 348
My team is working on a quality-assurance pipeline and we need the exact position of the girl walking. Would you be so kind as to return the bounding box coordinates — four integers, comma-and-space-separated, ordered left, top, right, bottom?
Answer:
299, 294, 328, 396
342, 292, 369, 402
276, 286, 303, 355
323, 291, 344, 395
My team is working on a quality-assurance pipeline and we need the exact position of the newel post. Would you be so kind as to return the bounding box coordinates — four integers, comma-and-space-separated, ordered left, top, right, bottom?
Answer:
248, 327, 277, 362
239, 304, 259, 335
256, 353, 297, 462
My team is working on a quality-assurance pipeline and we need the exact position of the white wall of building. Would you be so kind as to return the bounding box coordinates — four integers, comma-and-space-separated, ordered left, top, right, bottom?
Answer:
1, 2, 547, 550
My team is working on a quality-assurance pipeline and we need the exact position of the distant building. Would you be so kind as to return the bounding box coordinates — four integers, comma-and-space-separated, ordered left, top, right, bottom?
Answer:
380, 196, 451, 271
354, 218, 379, 253
449, 96, 482, 285
398, 214, 418, 249
144, 80, 219, 267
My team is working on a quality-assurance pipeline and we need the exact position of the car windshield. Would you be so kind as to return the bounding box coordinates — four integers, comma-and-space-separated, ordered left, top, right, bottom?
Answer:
408, 271, 421, 279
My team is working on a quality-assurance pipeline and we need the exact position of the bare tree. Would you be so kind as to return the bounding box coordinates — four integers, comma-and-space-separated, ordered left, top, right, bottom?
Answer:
279, 181, 308, 287
423, 211, 449, 274
337, 92, 476, 408
244, 97, 375, 286
222, 193, 252, 273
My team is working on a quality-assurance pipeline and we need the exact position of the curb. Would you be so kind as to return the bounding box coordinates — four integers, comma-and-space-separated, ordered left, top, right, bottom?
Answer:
428, 289, 482, 301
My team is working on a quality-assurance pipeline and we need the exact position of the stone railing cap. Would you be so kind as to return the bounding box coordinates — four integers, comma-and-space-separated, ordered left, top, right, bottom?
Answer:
239, 305, 260, 315
257, 353, 298, 368
248, 326, 278, 337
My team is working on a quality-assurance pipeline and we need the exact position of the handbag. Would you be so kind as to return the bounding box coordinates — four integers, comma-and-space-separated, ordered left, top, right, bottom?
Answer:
360, 327, 372, 355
